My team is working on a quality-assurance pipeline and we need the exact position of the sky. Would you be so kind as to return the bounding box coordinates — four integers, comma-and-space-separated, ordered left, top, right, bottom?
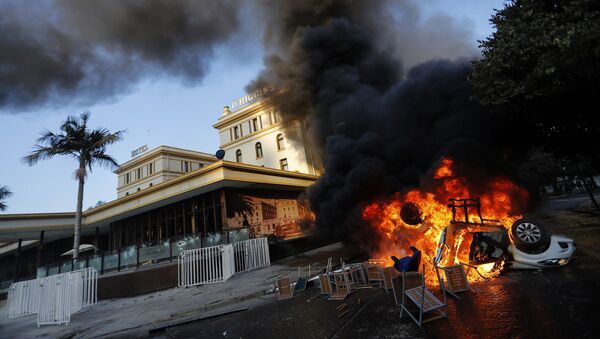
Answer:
0, 0, 505, 214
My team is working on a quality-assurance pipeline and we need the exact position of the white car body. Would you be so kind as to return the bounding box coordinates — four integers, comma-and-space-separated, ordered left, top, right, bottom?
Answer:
508, 234, 576, 269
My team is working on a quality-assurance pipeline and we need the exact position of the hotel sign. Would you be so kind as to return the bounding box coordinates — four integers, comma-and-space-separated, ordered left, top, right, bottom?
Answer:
131, 144, 149, 158
230, 84, 275, 111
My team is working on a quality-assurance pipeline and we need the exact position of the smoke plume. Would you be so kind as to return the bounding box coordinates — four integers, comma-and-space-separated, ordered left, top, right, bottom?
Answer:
249, 0, 530, 249
0, 0, 241, 110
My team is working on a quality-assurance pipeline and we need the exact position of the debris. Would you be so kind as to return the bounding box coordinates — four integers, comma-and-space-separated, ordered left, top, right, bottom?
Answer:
276, 277, 293, 300
338, 309, 350, 318
222, 330, 227, 336
336, 303, 348, 312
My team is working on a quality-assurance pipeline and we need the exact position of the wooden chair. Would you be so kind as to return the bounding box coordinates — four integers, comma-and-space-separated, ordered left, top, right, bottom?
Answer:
276, 277, 293, 300
434, 264, 471, 299
391, 272, 422, 306
328, 272, 351, 300
399, 266, 447, 327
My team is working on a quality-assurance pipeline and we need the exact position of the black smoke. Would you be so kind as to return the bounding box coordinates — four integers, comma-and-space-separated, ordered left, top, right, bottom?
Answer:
0, 0, 241, 110
249, 0, 531, 250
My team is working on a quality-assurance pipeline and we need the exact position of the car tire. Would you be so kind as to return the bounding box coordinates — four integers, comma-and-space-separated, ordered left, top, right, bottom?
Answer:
510, 218, 550, 252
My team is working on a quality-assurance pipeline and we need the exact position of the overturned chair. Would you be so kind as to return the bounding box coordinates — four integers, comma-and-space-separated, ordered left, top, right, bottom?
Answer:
393, 266, 447, 327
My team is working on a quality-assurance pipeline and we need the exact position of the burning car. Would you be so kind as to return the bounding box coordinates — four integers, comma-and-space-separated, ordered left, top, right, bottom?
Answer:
434, 198, 576, 271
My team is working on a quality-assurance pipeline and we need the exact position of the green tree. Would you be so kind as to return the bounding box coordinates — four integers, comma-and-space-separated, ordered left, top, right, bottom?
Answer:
470, 0, 600, 161
0, 185, 12, 211
24, 113, 124, 259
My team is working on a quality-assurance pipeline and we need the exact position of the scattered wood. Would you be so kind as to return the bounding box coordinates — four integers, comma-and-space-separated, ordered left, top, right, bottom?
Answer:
336, 303, 348, 312
338, 309, 350, 318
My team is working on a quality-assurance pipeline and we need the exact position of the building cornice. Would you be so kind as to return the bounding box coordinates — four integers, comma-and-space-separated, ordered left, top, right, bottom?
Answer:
212, 100, 272, 130
0, 212, 75, 221
115, 146, 216, 174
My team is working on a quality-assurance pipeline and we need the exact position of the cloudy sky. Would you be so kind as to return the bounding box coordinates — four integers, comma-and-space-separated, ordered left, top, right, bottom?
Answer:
0, 0, 505, 213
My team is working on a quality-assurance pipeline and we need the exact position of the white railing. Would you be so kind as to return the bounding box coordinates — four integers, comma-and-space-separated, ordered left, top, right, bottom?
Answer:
233, 237, 270, 273
8, 279, 42, 318
178, 244, 235, 287
8, 268, 98, 327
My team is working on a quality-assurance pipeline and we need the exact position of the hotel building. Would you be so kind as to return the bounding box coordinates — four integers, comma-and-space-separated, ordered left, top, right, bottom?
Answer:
0, 91, 321, 293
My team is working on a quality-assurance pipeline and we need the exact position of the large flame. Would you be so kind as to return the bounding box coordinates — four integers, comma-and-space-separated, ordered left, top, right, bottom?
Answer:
362, 158, 529, 284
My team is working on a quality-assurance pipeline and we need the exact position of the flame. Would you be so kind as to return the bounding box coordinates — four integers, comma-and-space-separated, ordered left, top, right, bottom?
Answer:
362, 158, 529, 285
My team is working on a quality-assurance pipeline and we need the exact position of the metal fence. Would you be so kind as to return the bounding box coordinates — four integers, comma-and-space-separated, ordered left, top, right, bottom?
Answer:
7, 279, 42, 318
233, 237, 271, 273
178, 244, 235, 287
8, 268, 98, 326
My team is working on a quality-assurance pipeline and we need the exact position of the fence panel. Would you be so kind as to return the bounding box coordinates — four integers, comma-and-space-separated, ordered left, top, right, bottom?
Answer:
7, 268, 98, 326
233, 237, 270, 273
178, 244, 235, 287
37, 274, 72, 326
8, 280, 42, 318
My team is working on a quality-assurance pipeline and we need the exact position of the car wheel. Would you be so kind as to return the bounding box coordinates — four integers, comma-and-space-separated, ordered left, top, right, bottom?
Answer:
511, 218, 550, 252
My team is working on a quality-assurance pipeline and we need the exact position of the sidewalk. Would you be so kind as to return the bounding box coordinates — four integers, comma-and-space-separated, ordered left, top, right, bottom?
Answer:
0, 241, 359, 339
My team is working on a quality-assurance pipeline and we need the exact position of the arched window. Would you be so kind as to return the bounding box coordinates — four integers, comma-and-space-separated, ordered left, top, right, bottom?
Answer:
236, 149, 242, 163
276, 134, 284, 150
255, 142, 263, 158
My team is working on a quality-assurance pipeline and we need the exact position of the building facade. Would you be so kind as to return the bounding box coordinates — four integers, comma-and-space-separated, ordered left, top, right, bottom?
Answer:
213, 93, 320, 175
0, 92, 321, 287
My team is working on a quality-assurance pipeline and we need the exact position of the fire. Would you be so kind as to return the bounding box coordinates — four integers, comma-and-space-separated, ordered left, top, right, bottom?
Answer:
362, 158, 529, 285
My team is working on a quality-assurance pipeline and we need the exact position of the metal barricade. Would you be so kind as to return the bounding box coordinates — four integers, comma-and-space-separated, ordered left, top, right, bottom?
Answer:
233, 237, 271, 273
7, 267, 98, 326
178, 244, 235, 287
8, 279, 42, 318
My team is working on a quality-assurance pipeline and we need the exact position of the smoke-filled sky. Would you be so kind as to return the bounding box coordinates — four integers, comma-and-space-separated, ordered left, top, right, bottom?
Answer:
0, 0, 504, 213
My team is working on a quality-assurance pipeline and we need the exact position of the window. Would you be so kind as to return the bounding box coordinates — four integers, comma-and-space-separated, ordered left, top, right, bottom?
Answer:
137, 188, 141, 192
182, 161, 189, 172
280, 158, 288, 171
125, 192, 129, 196
137, 168, 141, 179
255, 142, 263, 158
252, 118, 258, 132
236, 149, 242, 163
126, 173, 130, 184
274, 112, 280, 123
276, 133, 285, 150
149, 183, 153, 187
233, 126, 239, 139
148, 163, 153, 175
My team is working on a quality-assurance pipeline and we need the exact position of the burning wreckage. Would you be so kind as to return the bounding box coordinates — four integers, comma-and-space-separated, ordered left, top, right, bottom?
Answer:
362, 158, 576, 284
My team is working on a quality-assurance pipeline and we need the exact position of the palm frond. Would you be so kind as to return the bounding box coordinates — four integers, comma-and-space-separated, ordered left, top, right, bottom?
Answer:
0, 185, 12, 212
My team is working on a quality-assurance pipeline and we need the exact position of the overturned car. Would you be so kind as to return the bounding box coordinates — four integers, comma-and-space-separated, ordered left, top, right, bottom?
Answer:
423, 198, 576, 270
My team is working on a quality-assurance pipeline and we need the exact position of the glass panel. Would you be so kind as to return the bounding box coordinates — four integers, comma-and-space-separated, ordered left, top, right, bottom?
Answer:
74, 259, 87, 270
204, 232, 225, 247
36, 267, 47, 278
60, 261, 73, 273
103, 253, 119, 272
139, 240, 171, 264
228, 228, 250, 243
120, 245, 137, 268
172, 235, 202, 256
88, 255, 102, 272
48, 264, 59, 276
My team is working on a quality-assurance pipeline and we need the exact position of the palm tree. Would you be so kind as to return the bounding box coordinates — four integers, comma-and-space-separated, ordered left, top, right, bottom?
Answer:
0, 185, 12, 211
24, 112, 124, 260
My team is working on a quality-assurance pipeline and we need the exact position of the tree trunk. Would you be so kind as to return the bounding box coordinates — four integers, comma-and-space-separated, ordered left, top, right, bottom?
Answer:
73, 161, 86, 260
